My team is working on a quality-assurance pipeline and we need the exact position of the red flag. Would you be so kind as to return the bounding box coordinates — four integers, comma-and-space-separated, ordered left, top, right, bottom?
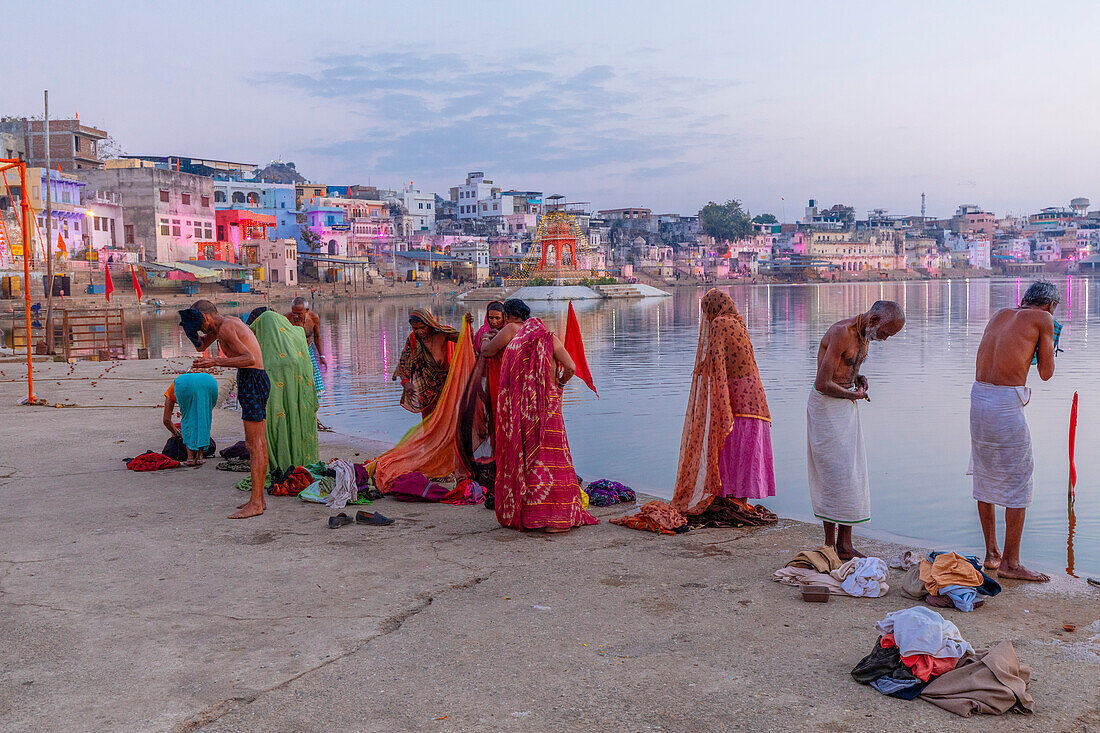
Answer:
104, 261, 114, 302
1069, 391, 1079, 499
130, 264, 143, 300
56, 232, 67, 255
563, 301, 597, 396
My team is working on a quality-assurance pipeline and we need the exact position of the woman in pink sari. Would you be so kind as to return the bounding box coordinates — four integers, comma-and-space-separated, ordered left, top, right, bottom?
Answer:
480, 299, 598, 533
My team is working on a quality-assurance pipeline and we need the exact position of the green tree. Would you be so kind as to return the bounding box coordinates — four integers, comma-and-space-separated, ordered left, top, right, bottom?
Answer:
698, 200, 754, 242
752, 213, 778, 225
299, 225, 321, 252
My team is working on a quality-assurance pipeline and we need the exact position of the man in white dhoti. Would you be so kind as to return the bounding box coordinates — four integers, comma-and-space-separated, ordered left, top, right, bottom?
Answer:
971, 281, 1059, 582
808, 301, 905, 559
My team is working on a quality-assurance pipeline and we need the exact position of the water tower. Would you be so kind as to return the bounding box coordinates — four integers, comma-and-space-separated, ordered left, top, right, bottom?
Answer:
1071, 197, 1090, 217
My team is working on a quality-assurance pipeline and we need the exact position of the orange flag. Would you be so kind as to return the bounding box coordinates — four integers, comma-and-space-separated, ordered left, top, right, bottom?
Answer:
56, 232, 67, 256
564, 301, 597, 396
104, 261, 114, 302
130, 264, 143, 300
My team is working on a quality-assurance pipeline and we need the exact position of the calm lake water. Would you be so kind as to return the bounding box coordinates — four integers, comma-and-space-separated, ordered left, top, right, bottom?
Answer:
128, 279, 1098, 577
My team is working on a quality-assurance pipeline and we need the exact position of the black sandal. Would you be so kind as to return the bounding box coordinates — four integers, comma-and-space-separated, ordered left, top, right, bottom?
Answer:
328, 512, 353, 529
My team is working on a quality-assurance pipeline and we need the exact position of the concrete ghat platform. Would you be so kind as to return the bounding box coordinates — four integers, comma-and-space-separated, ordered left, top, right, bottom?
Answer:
0, 359, 1098, 732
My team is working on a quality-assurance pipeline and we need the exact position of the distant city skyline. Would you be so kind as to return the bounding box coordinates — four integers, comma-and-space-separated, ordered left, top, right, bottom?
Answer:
4, 1, 1099, 218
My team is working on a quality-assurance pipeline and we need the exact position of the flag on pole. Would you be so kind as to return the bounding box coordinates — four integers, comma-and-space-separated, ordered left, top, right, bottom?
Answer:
56, 232, 67, 258
563, 301, 597, 396
130, 264, 143, 300
104, 261, 114, 302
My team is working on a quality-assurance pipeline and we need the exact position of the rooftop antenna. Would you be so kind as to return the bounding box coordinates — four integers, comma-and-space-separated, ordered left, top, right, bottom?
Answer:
921, 192, 926, 221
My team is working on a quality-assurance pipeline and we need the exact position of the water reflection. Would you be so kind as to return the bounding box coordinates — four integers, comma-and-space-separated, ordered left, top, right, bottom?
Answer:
128, 278, 1096, 576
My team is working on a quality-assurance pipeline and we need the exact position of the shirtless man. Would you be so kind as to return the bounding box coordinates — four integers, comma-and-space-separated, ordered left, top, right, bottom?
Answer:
807, 300, 905, 559
286, 297, 325, 366
970, 281, 1058, 582
185, 299, 270, 519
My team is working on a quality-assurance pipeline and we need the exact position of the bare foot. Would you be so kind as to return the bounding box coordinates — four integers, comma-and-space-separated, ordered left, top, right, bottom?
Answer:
837, 547, 867, 561
544, 527, 570, 534
728, 497, 752, 512
997, 563, 1050, 582
229, 501, 265, 519
183, 459, 197, 467
983, 550, 1002, 571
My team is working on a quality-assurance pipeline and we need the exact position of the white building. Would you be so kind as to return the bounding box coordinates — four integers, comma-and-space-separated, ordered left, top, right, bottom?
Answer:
84, 188, 125, 254
451, 239, 490, 282
968, 236, 991, 269
403, 188, 435, 233
455, 172, 498, 220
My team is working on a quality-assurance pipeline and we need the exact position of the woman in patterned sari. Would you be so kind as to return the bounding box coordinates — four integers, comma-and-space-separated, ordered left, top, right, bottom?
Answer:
480, 300, 598, 533
672, 288, 776, 516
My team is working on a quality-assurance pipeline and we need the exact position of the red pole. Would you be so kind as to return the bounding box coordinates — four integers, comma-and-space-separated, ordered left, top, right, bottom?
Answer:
18, 163, 35, 403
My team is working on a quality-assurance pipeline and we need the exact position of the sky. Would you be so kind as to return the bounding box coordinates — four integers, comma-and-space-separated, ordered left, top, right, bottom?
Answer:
5, 1, 1100, 219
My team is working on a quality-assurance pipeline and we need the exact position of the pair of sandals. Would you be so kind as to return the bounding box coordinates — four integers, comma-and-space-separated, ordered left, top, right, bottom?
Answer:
329, 510, 394, 529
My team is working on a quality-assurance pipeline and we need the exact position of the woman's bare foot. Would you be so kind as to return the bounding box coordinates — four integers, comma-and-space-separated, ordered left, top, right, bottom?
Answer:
544, 527, 570, 534
183, 459, 197, 467
997, 563, 1050, 582
983, 550, 1002, 571
229, 501, 265, 519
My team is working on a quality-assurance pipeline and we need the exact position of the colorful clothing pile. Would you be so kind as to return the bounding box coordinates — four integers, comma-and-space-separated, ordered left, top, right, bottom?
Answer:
269, 466, 314, 497
126, 451, 181, 471
440, 478, 486, 505
854, 609, 1032, 717
584, 479, 636, 507
686, 496, 778, 529
609, 500, 688, 535
899, 552, 1001, 611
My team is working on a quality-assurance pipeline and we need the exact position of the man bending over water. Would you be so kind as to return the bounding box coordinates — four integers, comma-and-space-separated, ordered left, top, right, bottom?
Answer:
186, 299, 270, 519
807, 300, 905, 559
970, 281, 1059, 582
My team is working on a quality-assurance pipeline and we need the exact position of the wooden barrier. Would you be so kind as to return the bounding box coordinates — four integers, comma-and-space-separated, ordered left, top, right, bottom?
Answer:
53, 308, 126, 361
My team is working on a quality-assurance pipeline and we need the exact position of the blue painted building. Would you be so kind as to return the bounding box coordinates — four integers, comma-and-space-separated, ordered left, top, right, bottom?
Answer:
211, 180, 298, 239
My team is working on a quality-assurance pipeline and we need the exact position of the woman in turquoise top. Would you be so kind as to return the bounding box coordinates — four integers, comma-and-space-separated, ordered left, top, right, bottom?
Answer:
163, 372, 219, 466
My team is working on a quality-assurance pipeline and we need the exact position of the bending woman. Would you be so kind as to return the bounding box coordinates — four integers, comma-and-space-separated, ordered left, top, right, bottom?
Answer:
480, 299, 598, 533
163, 372, 219, 467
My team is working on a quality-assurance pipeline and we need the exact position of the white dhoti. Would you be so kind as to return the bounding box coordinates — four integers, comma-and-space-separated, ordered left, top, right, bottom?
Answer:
969, 381, 1033, 509
807, 390, 870, 525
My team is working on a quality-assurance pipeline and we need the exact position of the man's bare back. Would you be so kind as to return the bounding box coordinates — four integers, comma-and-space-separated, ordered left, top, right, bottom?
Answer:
975, 307, 1055, 387
193, 316, 264, 371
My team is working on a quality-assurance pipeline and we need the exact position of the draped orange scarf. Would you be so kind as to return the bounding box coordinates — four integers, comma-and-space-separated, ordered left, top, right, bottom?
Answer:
671, 289, 770, 514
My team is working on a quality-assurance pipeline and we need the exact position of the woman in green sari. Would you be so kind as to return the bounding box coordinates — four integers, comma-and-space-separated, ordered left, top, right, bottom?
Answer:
247, 308, 320, 473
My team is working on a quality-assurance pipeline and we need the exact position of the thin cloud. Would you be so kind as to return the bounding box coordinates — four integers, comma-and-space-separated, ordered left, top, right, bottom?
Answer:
256, 51, 739, 180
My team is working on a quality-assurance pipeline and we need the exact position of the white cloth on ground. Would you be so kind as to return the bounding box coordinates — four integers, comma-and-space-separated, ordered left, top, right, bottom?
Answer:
835, 556, 890, 597
875, 606, 974, 659
806, 389, 870, 525
888, 549, 921, 570
771, 556, 890, 598
968, 381, 1034, 508
322, 458, 357, 509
